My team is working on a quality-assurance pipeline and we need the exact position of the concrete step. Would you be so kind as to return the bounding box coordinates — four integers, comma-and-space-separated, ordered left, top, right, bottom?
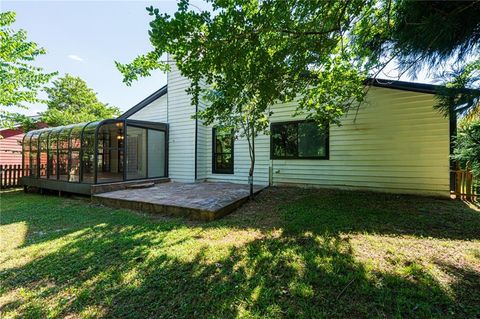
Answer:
126, 182, 155, 189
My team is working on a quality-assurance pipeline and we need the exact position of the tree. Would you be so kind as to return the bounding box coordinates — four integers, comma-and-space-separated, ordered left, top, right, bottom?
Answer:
435, 59, 480, 118
117, 0, 390, 197
383, 1, 479, 69
453, 120, 480, 179
41, 74, 120, 126
0, 11, 56, 128
116, 0, 479, 197
388, 1, 480, 115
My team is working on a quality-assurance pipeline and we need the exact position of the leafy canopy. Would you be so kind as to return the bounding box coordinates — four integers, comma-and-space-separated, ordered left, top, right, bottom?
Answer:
436, 59, 480, 118
453, 120, 480, 179
390, 1, 480, 117
117, 0, 394, 128
0, 11, 56, 127
117, 0, 480, 122
41, 74, 120, 126
390, 1, 480, 74
116, 0, 396, 195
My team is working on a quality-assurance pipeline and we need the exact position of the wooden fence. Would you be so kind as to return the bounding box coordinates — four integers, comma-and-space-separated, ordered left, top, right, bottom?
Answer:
0, 164, 24, 189
452, 169, 478, 200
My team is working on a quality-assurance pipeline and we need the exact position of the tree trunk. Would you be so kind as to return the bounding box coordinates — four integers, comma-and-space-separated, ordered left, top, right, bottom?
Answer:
249, 125, 255, 199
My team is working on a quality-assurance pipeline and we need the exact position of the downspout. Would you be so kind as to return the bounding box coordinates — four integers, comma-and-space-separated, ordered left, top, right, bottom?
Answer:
449, 108, 457, 194
194, 101, 198, 181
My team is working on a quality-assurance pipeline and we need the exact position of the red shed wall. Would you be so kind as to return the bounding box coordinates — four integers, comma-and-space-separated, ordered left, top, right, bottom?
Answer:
0, 128, 24, 165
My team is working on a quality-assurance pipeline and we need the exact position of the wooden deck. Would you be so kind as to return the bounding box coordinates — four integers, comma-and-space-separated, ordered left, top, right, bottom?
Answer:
92, 182, 265, 221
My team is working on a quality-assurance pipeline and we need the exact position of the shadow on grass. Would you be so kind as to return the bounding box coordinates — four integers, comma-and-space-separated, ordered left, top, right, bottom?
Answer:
1, 188, 479, 318
0, 190, 189, 249
1, 224, 472, 318
278, 188, 480, 240
3, 187, 480, 246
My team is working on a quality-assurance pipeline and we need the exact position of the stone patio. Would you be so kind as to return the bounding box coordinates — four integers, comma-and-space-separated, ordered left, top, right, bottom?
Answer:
92, 182, 265, 221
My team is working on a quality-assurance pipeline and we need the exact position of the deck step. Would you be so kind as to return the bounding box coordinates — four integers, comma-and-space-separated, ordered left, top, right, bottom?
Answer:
125, 182, 155, 189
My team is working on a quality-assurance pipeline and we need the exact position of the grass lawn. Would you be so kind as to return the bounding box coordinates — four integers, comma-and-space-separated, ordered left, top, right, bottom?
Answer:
1, 187, 479, 319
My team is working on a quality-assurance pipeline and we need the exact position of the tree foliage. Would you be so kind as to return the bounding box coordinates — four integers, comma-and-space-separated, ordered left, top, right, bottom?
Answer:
0, 11, 56, 128
118, 0, 392, 125
116, 0, 480, 118
453, 120, 480, 179
117, 0, 395, 195
116, 0, 480, 191
390, 1, 480, 116
435, 59, 480, 118
391, 1, 480, 73
41, 74, 120, 126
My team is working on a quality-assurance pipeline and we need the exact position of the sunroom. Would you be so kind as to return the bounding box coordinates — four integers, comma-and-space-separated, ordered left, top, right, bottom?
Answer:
22, 119, 169, 195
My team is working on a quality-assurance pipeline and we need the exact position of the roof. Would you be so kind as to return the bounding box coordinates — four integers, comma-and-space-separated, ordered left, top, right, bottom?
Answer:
118, 79, 477, 119
0, 115, 43, 132
118, 85, 168, 119
366, 78, 480, 95
365, 78, 441, 94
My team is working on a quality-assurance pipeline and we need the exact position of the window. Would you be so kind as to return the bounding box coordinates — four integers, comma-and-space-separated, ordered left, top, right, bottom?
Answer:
39, 131, 49, 178
96, 122, 124, 183
30, 131, 40, 178
21, 120, 169, 187
271, 120, 329, 159
126, 126, 147, 180
147, 129, 166, 178
48, 129, 59, 180
69, 125, 82, 182
81, 122, 98, 183
58, 127, 71, 181
212, 127, 234, 174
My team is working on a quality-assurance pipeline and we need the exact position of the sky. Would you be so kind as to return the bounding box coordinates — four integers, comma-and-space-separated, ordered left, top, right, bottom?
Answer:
1, 0, 210, 116
2, 0, 435, 117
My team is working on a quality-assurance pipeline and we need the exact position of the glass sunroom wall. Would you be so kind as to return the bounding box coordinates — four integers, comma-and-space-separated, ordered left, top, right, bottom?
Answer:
22, 132, 33, 177
81, 122, 98, 183
47, 128, 61, 179
39, 131, 50, 178
29, 131, 41, 178
58, 126, 73, 181
96, 121, 124, 183
126, 126, 147, 180
147, 129, 166, 178
69, 124, 83, 182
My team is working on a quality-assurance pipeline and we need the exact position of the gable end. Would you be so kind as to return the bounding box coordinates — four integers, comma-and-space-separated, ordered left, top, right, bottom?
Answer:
118, 85, 168, 119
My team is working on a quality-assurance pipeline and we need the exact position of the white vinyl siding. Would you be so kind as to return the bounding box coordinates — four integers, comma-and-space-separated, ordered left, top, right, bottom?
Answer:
203, 132, 270, 186
129, 94, 167, 122
166, 62, 196, 182
197, 83, 270, 185
269, 87, 450, 196
198, 86, 449, 195
195, 82, 210, 181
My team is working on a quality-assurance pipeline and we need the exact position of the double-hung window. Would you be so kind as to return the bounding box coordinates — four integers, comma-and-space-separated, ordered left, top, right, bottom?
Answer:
212, 127, 234, 174
270, 120, 329, 159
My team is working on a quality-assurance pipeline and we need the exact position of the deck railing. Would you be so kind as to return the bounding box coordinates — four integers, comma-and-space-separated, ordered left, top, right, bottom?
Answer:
451, 169, 478, 200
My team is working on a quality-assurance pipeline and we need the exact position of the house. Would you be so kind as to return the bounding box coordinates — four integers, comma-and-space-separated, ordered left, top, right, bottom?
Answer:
0, 120, 47, 166
119, 64, 453, 197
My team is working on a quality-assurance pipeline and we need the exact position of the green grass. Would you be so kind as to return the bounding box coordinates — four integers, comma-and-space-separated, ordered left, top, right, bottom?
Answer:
1, 188, 479, 319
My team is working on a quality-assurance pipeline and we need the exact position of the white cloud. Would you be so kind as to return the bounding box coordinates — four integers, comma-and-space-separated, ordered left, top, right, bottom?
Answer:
68, 54, 84, 62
